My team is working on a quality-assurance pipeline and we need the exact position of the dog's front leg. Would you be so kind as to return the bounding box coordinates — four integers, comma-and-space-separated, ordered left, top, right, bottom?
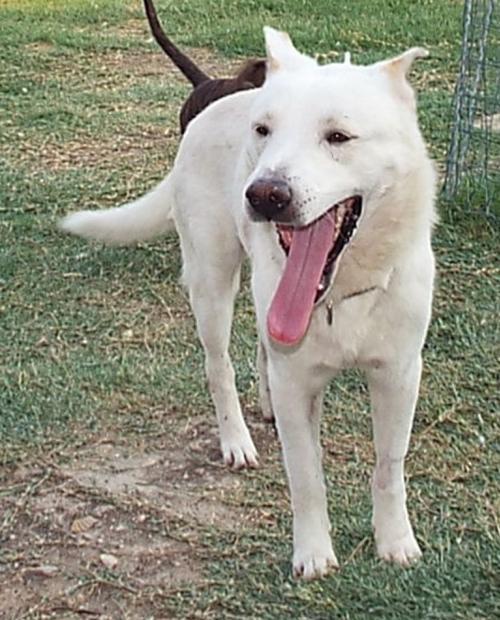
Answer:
367, 356, 423, 565
268, 362, 338, 580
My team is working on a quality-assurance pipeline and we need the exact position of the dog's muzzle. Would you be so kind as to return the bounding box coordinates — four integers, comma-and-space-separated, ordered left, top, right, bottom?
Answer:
245, 178, 293, 221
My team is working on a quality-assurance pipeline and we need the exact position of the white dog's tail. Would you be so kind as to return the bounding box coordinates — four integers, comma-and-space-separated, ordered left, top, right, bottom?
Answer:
59, 174, 175, 245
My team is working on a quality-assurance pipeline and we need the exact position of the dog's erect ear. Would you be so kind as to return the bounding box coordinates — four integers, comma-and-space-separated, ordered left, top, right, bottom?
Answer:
263, 26, 316, 73
374, 47, 429, 109
380, 47, 429, 75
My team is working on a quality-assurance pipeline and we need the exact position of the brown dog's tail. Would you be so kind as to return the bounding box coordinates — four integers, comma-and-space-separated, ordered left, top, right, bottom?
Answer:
143, 0, 210, 87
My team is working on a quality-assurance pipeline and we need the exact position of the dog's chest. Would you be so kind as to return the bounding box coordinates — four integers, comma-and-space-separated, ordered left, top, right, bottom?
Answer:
304, 290, 384, 370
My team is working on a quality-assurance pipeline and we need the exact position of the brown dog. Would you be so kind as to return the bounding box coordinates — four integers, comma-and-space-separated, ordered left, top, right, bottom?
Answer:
143, 0, 266, 133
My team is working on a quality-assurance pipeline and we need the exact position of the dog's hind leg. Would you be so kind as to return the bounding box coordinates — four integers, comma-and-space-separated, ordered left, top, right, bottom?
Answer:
367, 356, 423, 565
177, 226, 258, 469
256, 340, 274, 422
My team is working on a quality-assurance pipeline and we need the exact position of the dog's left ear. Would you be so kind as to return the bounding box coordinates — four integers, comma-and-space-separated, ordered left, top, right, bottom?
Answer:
374, 47, 429, 109
263, 26, 316, 74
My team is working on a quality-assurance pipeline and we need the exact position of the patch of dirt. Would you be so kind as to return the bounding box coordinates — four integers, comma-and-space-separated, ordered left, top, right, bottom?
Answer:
474, 112, 500, 132
92, 49, 183, 82
0, 416, 278, 618
21, 128, 175, 173
91, 44, 252, 82
24, 41, 56, 53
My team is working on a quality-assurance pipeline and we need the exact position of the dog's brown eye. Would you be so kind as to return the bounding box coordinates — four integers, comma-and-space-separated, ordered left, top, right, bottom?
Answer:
255, 124, 270, 137
326, 131, 350, 144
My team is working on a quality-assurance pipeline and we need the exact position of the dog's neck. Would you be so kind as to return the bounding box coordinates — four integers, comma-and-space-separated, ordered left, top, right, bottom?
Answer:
328, 161, 436, 305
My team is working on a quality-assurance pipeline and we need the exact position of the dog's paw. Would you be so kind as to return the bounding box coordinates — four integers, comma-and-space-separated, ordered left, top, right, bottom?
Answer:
376, 531, 422, 566
221, 433, 258, 470
293, 547, 339, 580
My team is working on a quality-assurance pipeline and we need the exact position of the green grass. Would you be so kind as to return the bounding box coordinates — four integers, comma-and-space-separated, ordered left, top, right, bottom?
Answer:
0, 0, 499, 618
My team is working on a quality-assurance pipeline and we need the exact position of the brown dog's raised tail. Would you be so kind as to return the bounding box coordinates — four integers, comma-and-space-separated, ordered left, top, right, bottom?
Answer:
143, 0, 210, 86
143, 0, 266, 133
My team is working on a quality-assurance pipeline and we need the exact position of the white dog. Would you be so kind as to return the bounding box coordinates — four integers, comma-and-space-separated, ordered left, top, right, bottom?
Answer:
61, 28, 436, 580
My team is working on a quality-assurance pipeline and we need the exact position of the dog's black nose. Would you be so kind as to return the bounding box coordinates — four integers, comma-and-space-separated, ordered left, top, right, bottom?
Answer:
245, 178, 292, 220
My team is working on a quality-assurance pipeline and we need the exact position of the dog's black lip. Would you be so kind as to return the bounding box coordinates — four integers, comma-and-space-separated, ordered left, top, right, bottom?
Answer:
316, 195, 362, 303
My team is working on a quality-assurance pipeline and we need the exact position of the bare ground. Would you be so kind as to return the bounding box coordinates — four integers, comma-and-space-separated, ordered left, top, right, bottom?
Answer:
0, 415, 280, 619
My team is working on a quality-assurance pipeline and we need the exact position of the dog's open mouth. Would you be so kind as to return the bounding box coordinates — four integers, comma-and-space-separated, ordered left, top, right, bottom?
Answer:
267, 196, 362, 346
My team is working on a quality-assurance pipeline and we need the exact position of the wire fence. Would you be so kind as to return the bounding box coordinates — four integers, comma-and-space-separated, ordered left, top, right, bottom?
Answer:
444, 0, 499, 216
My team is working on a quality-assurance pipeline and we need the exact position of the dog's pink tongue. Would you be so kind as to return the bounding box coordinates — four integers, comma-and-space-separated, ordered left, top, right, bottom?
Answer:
267, 213, 334, 346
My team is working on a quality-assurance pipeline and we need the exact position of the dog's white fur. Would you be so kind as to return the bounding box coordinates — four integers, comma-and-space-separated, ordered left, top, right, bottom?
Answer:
61, 27, 436, 580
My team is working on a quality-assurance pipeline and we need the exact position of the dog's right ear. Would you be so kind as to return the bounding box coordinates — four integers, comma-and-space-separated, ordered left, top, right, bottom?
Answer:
263, 26, 316, 73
